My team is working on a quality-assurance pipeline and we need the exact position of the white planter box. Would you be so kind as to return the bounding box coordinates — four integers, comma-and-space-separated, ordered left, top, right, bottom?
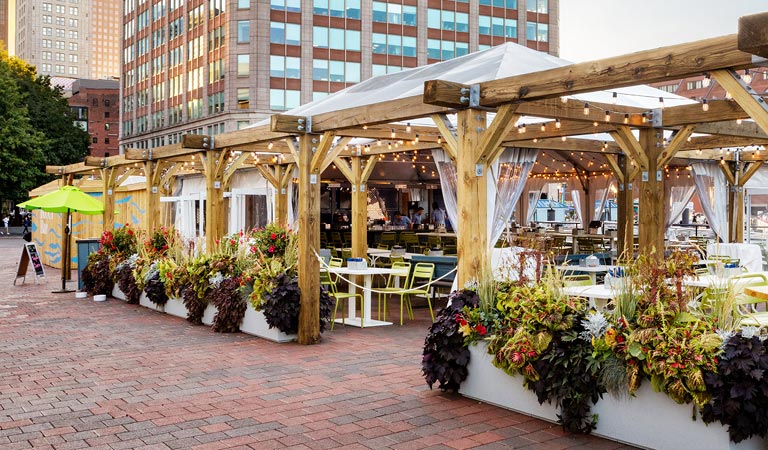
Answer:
164, 296, 188, 319
111, 285, 126, 301
139, 292, 164, 312
239, 303, 296, 343
202, 304, 218, 326
461, 342, 766, 450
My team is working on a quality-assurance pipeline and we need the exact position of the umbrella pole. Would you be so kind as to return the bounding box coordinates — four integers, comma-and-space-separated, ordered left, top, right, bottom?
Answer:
53, 209, 74, 293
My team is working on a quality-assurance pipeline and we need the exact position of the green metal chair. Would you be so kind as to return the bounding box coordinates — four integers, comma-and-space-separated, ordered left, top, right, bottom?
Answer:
730, 273, 768, 328
320, 270, 363, 330
376, 261, 411, 321
563, 274, 593, 286
397, 262, 435, 325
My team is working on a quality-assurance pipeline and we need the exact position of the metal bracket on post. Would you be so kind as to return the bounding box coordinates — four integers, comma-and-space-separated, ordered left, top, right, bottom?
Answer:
297, 117, 312, 133
202, 136, 213, 149
459, 84, 484, 109
148, 148, 153, 161
649, 108, 663, 128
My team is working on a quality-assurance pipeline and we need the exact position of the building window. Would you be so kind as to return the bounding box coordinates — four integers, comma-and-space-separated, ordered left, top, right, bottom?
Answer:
104, 111, 110, 118
313, 27, 360, 51
105, 123, 110, 130
237, 54, 249, 76
270, 22, 300, 45
526, 22, 548, 42
92, 98, 98, 106
269, 89, 300, 111
104, 138, 110, 144
237, 121, 250, 130
526, 0, 547, 14
270, 55, 300, 78
237, 88, 249, 109
92, 137, 98, 144
314, 0, 360, 19
104, 99, 111, 107
237, 0, 249, 8
270, 0, 300, 12
237, 20, 250, 43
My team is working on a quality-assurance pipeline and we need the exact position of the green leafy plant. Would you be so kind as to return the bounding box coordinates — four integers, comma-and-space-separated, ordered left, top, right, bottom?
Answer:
81, 251, 114, 296
261, 274, 333, 334
143, 262, 169, 306
422, 289, 480, 391
114, 255, 140, 304
100, 224, 137, 257
182, 285, 206, 325
702, 331, 768, 443
209, 276, 247, 333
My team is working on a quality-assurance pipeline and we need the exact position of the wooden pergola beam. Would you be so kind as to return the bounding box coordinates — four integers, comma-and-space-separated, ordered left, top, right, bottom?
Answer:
711, 69, 768, 135
658, 125, 695, 168
431, 114, 458, 158
694, 120, 768, 139
738, 12, 768, 58
611, 126, 649, 171
476, 104, 520, 163
425, 34, 756, 108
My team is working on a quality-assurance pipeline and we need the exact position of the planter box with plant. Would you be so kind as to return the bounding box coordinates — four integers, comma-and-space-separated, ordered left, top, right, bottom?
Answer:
423, 252, 768, 450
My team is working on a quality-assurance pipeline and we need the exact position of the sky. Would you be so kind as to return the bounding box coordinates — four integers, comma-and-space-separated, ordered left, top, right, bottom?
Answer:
559, 1, 767, 62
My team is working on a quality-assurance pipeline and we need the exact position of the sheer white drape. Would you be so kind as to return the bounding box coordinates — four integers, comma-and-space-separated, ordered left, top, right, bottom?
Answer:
570, 190, 583, 227
692, 162, 728, 242
589, 177, 615, 222
665, 185, 696, 230
524, 178, 548, 225
432, 148, 459, 232
488, 148, 538, 247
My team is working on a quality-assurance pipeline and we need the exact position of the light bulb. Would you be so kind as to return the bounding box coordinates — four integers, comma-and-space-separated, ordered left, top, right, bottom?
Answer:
611, 92, 618, 105
737, 118, 743, 125
268, 142, 274, 149
437, 136, 442, 144
414, 133, 419, 143
743, 69, 752, 84
702, 73, 711, 87
658, 97, 665, 108
560, 96, 568, 103
623, 114, 629, 124
583, 103, 590, 115
405, 123, 411, 133
540, 123, 546, 132
390, 128, 396, 138
555, 118, 561, 129
561, 136, 567, 142
641, 113, 647, 123
604, 110, 611, 122
725, 91, 732, 100
702, 99, 709, 111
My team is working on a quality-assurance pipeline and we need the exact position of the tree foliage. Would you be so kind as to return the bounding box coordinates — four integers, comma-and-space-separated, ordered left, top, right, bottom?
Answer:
0, 50, 90, 203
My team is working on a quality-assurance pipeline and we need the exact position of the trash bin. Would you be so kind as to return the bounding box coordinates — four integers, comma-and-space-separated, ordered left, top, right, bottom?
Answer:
76, 238, 101, 291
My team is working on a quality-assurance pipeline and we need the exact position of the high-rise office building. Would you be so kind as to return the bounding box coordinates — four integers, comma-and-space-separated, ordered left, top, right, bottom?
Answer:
120, 0, 559, 152
14, 0, 120, 79
0, 0, 14, 53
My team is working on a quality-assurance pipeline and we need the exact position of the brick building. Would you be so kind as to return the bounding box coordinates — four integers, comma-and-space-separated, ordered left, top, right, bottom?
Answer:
68, 78, 120, 157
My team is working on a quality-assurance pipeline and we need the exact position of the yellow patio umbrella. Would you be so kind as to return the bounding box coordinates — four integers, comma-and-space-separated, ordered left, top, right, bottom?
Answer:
18, 185, 105, 293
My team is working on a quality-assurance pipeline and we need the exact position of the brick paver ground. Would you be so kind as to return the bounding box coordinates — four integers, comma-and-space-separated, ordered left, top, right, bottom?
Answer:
0, 238, 638, 449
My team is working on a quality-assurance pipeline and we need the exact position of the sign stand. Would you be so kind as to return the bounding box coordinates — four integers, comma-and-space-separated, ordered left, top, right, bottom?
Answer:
14, 243, 46, 285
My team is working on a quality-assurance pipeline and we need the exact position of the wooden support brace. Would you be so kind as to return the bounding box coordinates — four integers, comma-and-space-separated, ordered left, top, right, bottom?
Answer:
611, 127, 649, 171
309, 132, 336, 173
360, 157, 378, 183
657, 125, 695, 168
285, 138, 300, 163
332, 157, 355, 183
256, 165, 280, 188
720, 161, 736, 186
280, 163, 295, 188
431, 114, 458, 158
741, 161, 764, 185
477, 104, 521, 164
604, 154, 624, 185
223, 151, 254, 184
711, 69, 768, 135
319, 136, 352, 173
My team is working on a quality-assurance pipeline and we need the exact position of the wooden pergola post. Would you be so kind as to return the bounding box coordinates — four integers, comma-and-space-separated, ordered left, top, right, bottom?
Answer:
720, 158, 763, 242
612, 154, 636, 260
297, 134, 322, 344
256, 163, 296, 227
100, 167, 116, 233
637, 129, 665, 257
143, 161, 160, 232
333, 154, 378, 260
203, 150, 228, 251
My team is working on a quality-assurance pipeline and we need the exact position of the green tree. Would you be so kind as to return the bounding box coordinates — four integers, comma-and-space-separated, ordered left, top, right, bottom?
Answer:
0, 52, 46, 203
0, 50, 90, 203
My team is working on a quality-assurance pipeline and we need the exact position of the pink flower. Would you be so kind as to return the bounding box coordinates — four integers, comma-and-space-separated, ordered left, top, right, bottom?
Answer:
268, 245, 276, 253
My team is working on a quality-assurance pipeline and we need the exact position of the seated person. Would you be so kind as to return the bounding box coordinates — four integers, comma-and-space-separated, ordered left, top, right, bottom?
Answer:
412, 207, 425, 226
391, 212, 412, 228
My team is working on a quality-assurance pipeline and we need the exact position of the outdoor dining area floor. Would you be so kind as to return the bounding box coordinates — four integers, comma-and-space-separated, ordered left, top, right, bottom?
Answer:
1, 244, 636, 449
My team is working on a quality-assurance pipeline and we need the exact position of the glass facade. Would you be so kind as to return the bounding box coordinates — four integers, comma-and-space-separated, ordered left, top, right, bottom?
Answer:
120, 0, 556, 150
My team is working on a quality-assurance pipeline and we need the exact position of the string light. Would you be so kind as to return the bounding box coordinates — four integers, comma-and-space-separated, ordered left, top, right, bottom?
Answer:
611, 92, 618, 105
540, 123, 546, 132
641, 113, 647, 123
561, 136, 567, 142
414, 133, 419, 143
623, 114, 629, 124
362, 125, 368, 130
725, 91, 732, 100
267, 142, 274, 150
390, 128, 396, 138
583, 103, 590, 115
702, 73, 711, 88
743, 69, 752, 84
555, 118, 561, 129
604, 110, 611, 122
736, 118, 743, 125
437, 136, 442, 144
560, 96, 568, 103
658, 97, 665, 108
702, 99, 709, 111
405, 123, 411, 133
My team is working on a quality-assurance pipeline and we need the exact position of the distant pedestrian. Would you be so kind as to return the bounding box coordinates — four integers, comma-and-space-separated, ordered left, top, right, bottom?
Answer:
2, 215, 9, 235
23, 215, 31, 234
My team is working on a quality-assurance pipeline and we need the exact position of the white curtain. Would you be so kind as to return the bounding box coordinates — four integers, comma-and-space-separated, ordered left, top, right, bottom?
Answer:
570, 190, 583, 228
524, 181, 547, 226
664, 186, 696, 230
488, 148, 538, 247
432, 148, 458, 232
692, 162, 728, 242
588, 176, 614, 223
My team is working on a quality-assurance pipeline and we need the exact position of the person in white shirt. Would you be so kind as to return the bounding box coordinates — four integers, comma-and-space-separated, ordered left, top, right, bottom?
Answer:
430, 202, 445, 227
2, 215, 9, 235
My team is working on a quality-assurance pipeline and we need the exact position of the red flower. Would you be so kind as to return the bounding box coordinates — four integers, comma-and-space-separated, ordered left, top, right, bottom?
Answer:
474, 324, 487, 336
268, 245, 276, 253
270, 232, 277, 240
458, 317, 467, 327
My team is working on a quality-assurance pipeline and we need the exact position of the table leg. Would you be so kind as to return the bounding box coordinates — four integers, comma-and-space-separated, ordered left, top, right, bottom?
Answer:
589, 273, 597, 284
362, 275, 372, 327
347, 277, 357, 320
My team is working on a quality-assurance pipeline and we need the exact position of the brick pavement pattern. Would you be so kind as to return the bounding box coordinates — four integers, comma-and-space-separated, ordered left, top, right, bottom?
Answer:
0, 239, 638, 449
